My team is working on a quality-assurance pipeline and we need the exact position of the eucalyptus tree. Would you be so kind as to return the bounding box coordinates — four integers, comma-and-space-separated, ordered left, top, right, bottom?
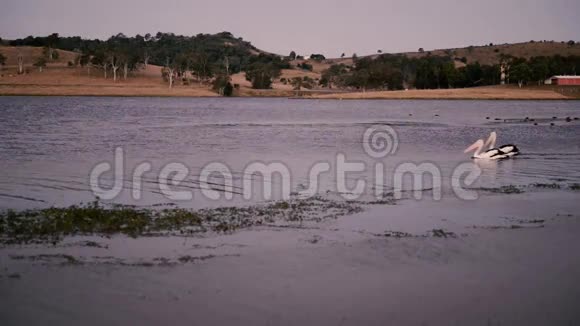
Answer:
511, 63, 532, 88
163, 56, 179, 88
191, 51, 212, 85
45, 33, 60, 60
91, 45, 110, 79
105, 33, 141, 81
17, 52, 24, 74
33, 56, 47, 72
321, 64, 348, 89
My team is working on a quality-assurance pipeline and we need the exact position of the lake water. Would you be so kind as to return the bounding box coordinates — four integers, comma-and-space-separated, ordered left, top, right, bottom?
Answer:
2, 96, 580, 326
0, 96, 579, 209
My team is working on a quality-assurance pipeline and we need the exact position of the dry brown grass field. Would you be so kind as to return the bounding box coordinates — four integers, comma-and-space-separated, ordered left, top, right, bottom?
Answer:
0, 46, 217, 97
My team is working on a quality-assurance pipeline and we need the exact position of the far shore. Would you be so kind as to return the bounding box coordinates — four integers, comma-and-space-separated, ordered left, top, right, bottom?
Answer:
1, 44, 580, 100
1, 64, 578, 100
1, 84, 579, 100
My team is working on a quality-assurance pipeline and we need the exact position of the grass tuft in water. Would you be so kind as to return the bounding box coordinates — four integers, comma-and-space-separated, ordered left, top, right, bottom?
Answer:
430, 229, 457, 238
0, 197, 364, 244
569, 183, 580, 191
530, 183, 561, 189
479, 185, 524, 194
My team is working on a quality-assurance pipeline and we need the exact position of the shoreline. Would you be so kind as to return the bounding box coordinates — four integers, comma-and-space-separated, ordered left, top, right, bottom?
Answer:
2, 63, 577, 100
0, 91, 578, 100
310, 86, 577, 100
2, 94, 578, 100
1, 84, 577, 100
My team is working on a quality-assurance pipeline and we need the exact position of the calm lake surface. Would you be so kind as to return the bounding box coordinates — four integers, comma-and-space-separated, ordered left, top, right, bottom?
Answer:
2, 96, 580, 326
0, 96, 579, 209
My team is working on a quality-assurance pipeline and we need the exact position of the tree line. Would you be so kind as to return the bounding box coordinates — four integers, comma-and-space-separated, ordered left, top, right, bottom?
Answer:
320, 53, 580, 91
6, 32, 292, 92
5, 34, 580, 92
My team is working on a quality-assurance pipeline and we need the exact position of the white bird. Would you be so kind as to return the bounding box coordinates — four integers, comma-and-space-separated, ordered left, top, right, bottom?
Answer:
464, 131, 519, 160
484, 131, 519, 157
464, 139, 506, 159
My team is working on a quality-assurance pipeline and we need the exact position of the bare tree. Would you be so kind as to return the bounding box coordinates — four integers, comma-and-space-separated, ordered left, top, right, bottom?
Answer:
224, 56, 230, 76
164, 57, 177, 88
118, 53, 130, 80
142, 34, 152, 69
100, 62, 108, 79
17, 52, 24, 74
143, 50, 151, 69
109, 55, 120, 82
166, 67, 176, 88
123, 60, 129, 80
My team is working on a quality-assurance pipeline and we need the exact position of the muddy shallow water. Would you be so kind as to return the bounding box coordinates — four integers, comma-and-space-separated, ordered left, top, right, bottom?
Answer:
1, 97, 580, 325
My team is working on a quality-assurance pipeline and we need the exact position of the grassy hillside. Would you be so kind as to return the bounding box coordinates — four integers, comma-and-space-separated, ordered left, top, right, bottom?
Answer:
405, 41, 580, 66
312, 41, 580, 69
1, 39, 579, 98
0, 45, 308, 96
0, 46, 77, 67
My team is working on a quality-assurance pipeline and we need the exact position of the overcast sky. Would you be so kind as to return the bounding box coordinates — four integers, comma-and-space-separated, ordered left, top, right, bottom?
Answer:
1, 0, 579, 57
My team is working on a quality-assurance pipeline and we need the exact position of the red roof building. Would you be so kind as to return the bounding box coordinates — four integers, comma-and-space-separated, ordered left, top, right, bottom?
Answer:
545, 76, 580, 85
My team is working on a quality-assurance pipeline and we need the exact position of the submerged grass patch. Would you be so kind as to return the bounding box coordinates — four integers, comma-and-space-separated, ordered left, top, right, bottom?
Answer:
380, 229, 459, 239
10, 254, 81, 265
0, 197, 363, 244
430, 229, 457, 238
478, 185, 524, 194
530, 183, 561, 189
569, 183, 580, 191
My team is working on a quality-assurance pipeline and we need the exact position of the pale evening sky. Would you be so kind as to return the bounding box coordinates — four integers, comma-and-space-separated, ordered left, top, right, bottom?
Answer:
1, 0, 579, 57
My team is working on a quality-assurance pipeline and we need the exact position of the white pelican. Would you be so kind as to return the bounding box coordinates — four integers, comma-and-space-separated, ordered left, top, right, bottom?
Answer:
484, 131, 520, 157
464, 139, 506, 159
464, 131, 519, 160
